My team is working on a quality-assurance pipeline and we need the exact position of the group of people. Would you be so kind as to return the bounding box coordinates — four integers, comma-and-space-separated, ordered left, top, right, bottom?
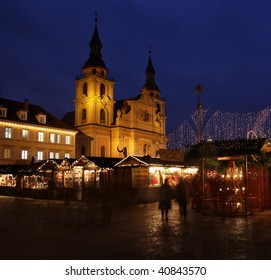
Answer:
158, 177, 189, 221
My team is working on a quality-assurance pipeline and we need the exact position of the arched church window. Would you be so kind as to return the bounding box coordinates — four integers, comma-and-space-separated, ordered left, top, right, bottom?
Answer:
82, 108, 87, 121
83, 83, 88, 96
156, 103, 161, 114
101, 70, 105, 76
100, 83, 105, 97
143, 144, 147, 155
101, 146, 105, 157
92, 68, 96, 74
100, 109, 105, 123
144, 111, 149, 121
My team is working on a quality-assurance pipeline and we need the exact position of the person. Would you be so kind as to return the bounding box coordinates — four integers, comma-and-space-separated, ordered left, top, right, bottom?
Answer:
191, 174, 201, 210
175, 176, 189, 220
158, 178, 172, 221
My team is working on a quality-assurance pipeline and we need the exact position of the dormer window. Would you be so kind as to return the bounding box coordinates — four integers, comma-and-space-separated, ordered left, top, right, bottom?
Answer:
0, 106, 7, 118
20, 111, 27, 120
36, 113, 46, 124
16, 109, 28, 120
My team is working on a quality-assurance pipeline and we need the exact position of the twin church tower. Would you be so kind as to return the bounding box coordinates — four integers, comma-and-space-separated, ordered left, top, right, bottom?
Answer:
65, 15, 167, 158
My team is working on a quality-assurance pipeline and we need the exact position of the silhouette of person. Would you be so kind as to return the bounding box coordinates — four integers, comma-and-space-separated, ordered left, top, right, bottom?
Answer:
158, 178, 172, 221
176, 177, 189, 220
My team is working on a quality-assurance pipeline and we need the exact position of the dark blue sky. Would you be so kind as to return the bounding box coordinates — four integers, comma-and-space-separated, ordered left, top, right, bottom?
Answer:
1, 0, 271, 134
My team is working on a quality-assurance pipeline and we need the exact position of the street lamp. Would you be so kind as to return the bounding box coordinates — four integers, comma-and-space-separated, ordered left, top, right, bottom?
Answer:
195, 84, 204, 213
195, 84, 203, 143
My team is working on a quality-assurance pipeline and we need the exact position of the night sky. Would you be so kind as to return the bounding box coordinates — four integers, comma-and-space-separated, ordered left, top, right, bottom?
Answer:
1, 0, 271, 134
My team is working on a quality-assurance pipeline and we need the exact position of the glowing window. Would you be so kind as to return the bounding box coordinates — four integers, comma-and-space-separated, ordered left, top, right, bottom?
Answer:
21, 150, 28, 160
5, 127, 12, 138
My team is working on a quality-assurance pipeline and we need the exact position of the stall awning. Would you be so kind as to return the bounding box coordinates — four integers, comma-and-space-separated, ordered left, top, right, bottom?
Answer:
187, 138, 271, 158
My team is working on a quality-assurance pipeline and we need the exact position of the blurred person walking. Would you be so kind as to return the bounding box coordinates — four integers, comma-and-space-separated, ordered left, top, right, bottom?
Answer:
176, 176, 189, 220
158, 178, 172, 221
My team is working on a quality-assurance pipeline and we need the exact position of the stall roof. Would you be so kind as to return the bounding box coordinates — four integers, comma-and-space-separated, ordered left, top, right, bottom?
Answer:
86, 156, 121, 169
114, 155, 185, 167
187, 138, 271, 158
0, 164, 28, 174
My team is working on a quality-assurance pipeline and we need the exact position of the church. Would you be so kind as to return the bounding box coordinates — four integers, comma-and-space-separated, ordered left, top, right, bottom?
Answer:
62, 16, 167, 158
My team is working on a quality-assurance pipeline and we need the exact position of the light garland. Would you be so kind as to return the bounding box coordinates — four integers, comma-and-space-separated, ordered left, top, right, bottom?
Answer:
168, 106, 271, 150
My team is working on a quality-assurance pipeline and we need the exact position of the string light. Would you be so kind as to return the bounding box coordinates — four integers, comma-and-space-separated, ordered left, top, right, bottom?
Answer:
168, 106, 271, 150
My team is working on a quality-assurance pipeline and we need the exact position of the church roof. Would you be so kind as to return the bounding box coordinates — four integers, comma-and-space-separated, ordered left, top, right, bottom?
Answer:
142, 50, 160, 92
83, 16, 107, 71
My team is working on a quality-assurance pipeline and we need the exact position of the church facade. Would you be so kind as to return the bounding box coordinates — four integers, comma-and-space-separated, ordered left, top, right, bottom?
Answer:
64, 17, 167, 158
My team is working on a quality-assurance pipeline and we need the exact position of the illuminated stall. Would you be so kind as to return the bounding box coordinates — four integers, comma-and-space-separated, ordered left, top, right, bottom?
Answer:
0, 166, 17, 187
113, 155, 197, 203
187, 138, 271, 216
114, 155, 197, 188
37, 159, 59, 186
18, 166, 45, 189
71, 155, 98, 200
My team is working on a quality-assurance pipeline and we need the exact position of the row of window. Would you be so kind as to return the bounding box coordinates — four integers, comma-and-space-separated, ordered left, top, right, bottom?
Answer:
0, 107, 47, 123
3, 127, 71, 144
81, 108, 106, 123
82, 81, 105, 97
3, 148, 70, 161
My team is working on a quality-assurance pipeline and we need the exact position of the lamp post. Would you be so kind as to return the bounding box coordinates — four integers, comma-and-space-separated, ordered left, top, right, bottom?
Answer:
195, 84, 203, 143
195, 84, 204, 213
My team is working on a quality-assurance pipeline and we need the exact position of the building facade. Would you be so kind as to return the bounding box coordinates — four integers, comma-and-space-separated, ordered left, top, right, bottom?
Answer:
63, 16, 167, 158
0, 98, 77, 165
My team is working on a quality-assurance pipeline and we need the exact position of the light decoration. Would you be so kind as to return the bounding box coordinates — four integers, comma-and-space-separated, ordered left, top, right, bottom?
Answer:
0, 120, 77, 135
167, 106, 271, 150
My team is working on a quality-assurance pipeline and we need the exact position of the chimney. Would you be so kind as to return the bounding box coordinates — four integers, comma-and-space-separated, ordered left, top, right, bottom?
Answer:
23, 99, 29, 111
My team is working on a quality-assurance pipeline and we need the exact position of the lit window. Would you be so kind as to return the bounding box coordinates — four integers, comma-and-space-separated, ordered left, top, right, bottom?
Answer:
20, 111, 27, 120
64, 153, 70, 158
56, 134, 61, 143
4, 148, 11, 159
40, 116, 45, 123
49, 152, 54, 159
21, 150, 28, 160
22, 129, 29, 140
55, 153, 59, 159
5, 127, 12, 138
37, 151, 43, 160
38, 132, 44, 142
36, 113, 46, 124
50, 133, 55, 143
0, 108, 7, 117
65, 135, 71, 145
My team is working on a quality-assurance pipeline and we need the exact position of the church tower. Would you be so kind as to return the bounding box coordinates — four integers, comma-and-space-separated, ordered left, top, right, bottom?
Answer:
112, 49, 167, 158
74, 14, 115, 157
73, 15, 167, 158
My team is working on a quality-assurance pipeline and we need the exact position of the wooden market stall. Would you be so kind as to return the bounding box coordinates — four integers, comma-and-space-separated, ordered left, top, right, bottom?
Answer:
186, 138, 271, 216
114, 155, 197, 203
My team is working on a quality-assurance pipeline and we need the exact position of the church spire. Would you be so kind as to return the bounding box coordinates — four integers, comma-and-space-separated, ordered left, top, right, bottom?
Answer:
83, 12, 108, 74
142, 47, 160, 95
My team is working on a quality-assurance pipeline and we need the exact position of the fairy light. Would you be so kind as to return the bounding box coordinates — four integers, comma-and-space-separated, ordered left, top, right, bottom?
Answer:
168, 106, 271, 150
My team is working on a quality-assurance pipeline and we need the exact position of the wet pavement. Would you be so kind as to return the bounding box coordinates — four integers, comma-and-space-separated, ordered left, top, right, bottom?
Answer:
0, 195, 271, 260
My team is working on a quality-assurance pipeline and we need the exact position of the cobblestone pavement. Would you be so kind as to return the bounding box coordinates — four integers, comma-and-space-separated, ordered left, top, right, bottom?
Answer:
0, 195, 271, 260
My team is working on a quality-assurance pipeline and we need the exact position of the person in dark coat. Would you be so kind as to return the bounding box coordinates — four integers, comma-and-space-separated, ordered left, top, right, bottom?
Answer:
158, 178, 172, 221
175, 176, 189, 220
